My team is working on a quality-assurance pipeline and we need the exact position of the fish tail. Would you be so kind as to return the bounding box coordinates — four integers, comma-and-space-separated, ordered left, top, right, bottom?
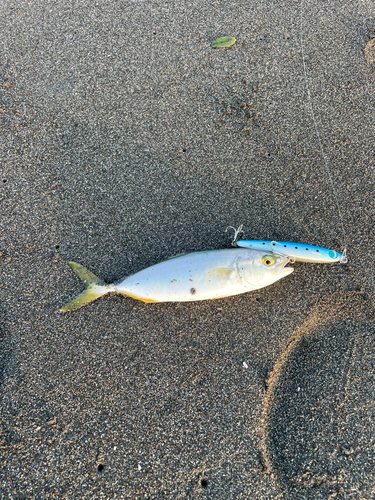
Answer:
60, 262, 115, 313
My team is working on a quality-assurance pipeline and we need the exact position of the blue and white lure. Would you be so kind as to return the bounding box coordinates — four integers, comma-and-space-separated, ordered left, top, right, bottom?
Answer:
226, 226, 347, 264
236, 239, 346, 264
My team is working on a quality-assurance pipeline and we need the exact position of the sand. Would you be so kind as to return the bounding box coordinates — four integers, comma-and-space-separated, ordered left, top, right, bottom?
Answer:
1, 0, 375, 498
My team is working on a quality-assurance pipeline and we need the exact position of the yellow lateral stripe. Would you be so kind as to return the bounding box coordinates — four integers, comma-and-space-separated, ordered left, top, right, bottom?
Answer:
122, 292, 158, 303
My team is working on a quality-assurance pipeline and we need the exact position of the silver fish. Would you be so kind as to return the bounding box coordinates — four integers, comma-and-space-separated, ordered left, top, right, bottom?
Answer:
60, 248, 293, 312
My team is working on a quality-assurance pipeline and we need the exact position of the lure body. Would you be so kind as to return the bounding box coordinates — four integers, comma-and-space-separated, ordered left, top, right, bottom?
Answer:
60, 248, 293, 312
236, 240, 343, 264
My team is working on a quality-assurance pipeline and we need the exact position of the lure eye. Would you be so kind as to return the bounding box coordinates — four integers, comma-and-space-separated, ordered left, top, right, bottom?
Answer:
262, 255, 275, 266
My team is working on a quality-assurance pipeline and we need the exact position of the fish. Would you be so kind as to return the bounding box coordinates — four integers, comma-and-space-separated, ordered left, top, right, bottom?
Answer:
60, 248, 293, 312
236, 240, 345, 264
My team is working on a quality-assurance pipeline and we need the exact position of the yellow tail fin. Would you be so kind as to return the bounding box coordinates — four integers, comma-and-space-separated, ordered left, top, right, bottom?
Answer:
60, 262, 114, 313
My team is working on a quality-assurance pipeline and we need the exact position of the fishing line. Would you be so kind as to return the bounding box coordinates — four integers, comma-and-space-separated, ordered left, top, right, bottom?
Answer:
300, 0, 348, 263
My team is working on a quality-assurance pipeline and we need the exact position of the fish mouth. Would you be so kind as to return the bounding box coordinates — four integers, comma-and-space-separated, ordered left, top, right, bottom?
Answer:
279, 259, 294, 278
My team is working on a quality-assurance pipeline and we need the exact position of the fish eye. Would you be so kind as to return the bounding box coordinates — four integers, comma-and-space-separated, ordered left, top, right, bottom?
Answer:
262, 255, 275, 266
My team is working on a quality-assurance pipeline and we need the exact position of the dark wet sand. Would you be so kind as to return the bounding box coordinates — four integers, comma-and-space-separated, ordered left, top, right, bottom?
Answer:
1, 0, 375, 498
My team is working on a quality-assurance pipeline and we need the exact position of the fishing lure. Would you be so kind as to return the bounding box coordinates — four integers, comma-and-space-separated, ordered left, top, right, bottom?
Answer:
225, 226, 347, 264
60, 248, 293, 312
236, 240, 346, 264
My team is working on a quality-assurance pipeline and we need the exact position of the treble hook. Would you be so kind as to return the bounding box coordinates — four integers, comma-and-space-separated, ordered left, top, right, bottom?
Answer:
340, 248, 348, 264
225, 224, 244, 247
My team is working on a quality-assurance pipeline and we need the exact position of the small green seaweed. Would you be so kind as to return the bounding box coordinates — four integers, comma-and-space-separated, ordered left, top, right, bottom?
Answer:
211, 36, 236, 48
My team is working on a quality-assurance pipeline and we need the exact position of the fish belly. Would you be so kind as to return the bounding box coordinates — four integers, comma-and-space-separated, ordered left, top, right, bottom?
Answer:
116, 249, 254, 302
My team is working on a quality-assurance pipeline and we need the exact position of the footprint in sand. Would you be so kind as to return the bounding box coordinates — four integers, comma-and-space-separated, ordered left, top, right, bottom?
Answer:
262, 296, 375, 499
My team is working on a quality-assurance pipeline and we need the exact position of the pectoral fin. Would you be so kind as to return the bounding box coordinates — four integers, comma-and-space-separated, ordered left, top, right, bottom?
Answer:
206, 267, 235, 279
205, 267, 236, 287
